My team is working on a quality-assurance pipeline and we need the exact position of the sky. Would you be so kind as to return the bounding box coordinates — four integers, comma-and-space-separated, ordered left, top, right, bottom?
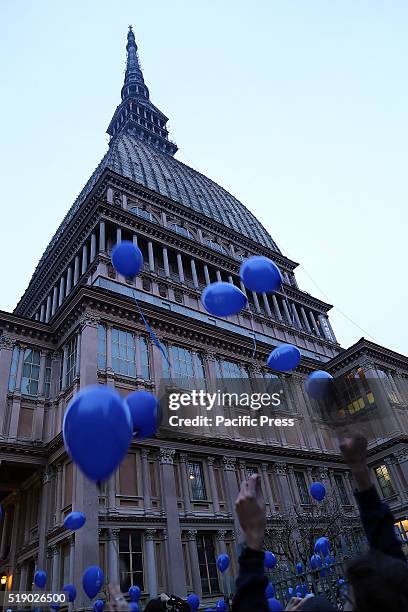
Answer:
0, 1, 407, 355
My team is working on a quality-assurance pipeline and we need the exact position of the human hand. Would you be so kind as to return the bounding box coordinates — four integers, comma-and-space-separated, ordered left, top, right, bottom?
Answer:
235, 474, 266, 551
339, 434, 371, 491
107, 584, 128, 612
285, 597, 304, 611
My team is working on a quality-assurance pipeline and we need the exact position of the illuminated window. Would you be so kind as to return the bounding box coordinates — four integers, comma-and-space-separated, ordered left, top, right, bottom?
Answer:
21, 348, 41, 396
119, 531, 144, 592
188, 462, 207, 500
375, 464, 395, 498
196, 533, 220, 595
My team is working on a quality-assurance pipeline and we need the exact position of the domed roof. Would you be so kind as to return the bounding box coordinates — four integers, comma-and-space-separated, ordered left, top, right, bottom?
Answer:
105, 133, 279, 251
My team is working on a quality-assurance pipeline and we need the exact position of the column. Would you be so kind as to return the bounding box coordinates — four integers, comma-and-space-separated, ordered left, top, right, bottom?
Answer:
66, 266, 73, 295
179, 453, 192, 516
262, 294, 272, 317
216, 270, 222, 282
261, 463, 275, 515
238, 460, 246, 483
116, 227, 122, 244
0, 337, 15, 434
55, 464, 63, 525
145, 529, 158, 598
40, 304, 46, 322
326, 316, 337, 342
90, 233, 97, 262
223, 457, 241, 538
148, 241, 155, 272
203, 264, 211, 285
9, 347, 24, 436
132, 234, 138, 246
45, 294, 52, 322
282, 298, 292, 324
19, 563, 28, 591
58, 275, 65, 307
286, 465, 301, 506
185, 530, 201, 597
163, 248, 170, 277
51, 544, 61, 592
396, 449, 408, 496
61, 345, 68, 391
99, 221, 106, 253
141, 449, 152, 513
239, 281, 248, 297
252, 291, 261, 313
69, 535, 75, 583
81, 243, 88, 274
75, 330, 81, 378
73, 255, 80, 286
0, 506, 10, 558
292, 303, 302, 328
190, 259, 199, 288
159, 448, 186, 596
271, 295, 283, 321
176, 253, 185, 283
108, 528, 120, 584
106, 325, 113, 371
207, 457, 220, 516
309, 310, 320, 336
37, 469, 52, 568
51, 285, 58, 316
300, 306, 312, 332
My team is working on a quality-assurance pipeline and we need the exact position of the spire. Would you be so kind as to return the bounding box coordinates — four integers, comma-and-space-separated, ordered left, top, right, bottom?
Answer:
124, 26, 144, 86
107, 27, 178, 156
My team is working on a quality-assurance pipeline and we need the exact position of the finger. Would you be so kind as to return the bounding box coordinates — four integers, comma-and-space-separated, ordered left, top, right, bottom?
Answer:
246, 474, 258, 496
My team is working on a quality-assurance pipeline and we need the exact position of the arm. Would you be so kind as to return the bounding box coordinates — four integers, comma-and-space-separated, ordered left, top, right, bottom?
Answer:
339, 434, 405, 561
232, 474, 269, 612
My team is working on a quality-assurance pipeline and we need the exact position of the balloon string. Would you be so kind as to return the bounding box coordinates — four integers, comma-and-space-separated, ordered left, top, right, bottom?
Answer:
132, 289, 171, 368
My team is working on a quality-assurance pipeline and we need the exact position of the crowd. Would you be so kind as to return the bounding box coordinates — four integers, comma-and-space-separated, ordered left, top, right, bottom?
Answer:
107, 434, 408, 612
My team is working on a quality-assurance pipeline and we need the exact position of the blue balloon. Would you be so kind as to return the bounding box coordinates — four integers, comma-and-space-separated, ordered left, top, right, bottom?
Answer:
264, 551, 277, 569
34, 570, 47, 588
63, 584, 77, 602
125, 391, 159, 438
216, 600, 228, 612
82, 566, 104, 599
63, 385, 132, 481
240, 256, 282, 293
314, 536, 330, 556
301, 583, 309, 596
111, 241, 143, 278
310, 482, 326, 502
267, 344, 301, 373
305, 370, 334, 401
93, 600, 105, 612
310, 554, 322, 570
288, 587, 294, 597
265, 582, 275, 599
128, 586, 141, 602
129, 604, 139, 612
295, 562, 303, 574
295, 584, 302, 596
267, 598, 283, 612
64, 511, 86, 531
201, 282, 247, 317
338, 578, 346, 588
216, 553, 230, 573
187, 593, 200, 610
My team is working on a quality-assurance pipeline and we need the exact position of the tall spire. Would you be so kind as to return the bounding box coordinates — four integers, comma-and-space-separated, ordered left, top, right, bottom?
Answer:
124, 26, 144, 86
108, 27, 177, 156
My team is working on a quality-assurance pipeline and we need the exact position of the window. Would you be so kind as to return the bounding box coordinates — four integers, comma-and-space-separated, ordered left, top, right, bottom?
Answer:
188, 462, 207, 500
196, 533, 220, 595
8, 346, 20, 392
246, 466, 258, 478
334, 474, 349, 505
375, 464, 395, 498
164, 345, 206, 389
204, 239, 227, 254
112, 328, 137, 377
97, 325, 107, 369
294, 471, 309, 505
119, 531, 144, 592
66, 337, 77, 387
129, 206, 157, 223
167, 222, 192, 239
216, 359, 248, 379
139, 337, 150, 380
60, 543, 70, 589
21, 348, 41, 396
44, 355, 52, 398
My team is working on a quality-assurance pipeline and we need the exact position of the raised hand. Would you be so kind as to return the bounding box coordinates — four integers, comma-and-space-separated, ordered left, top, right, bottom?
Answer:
339, 434, 371, 491
235, 474, 266, 551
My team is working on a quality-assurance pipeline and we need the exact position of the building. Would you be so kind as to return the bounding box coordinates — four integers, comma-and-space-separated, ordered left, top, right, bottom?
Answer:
0, 27, 407, 607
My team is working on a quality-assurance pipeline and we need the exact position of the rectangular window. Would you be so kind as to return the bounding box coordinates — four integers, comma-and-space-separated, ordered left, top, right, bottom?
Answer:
119, 454, 138, 496
334, 474, 350, 505
119, 531, 144, 593
246, 466, 258, 477
196, 533, 220, 595
66, 337, 77, 387
163, 344, 206, 389
44, 354, 52, 398
139, 337, 150, 380
8, 346, 20, 392
97, 325, 107, 369
375, 464, 395, 498
112, 328, 137, 377
60, 543, 70, 589
294, 471, 309, 505
21, 348, 41, 396
188, 462, 207, 500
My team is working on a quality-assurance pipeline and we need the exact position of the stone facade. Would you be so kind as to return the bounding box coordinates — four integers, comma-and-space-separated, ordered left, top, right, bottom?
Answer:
0, 27, 407, 608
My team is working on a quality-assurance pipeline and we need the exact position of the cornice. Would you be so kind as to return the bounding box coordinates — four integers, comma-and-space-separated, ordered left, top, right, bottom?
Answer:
326, 337, 408, 374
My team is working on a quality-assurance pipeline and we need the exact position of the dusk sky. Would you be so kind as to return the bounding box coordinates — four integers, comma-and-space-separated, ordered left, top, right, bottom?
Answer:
1, 1, 407, 354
